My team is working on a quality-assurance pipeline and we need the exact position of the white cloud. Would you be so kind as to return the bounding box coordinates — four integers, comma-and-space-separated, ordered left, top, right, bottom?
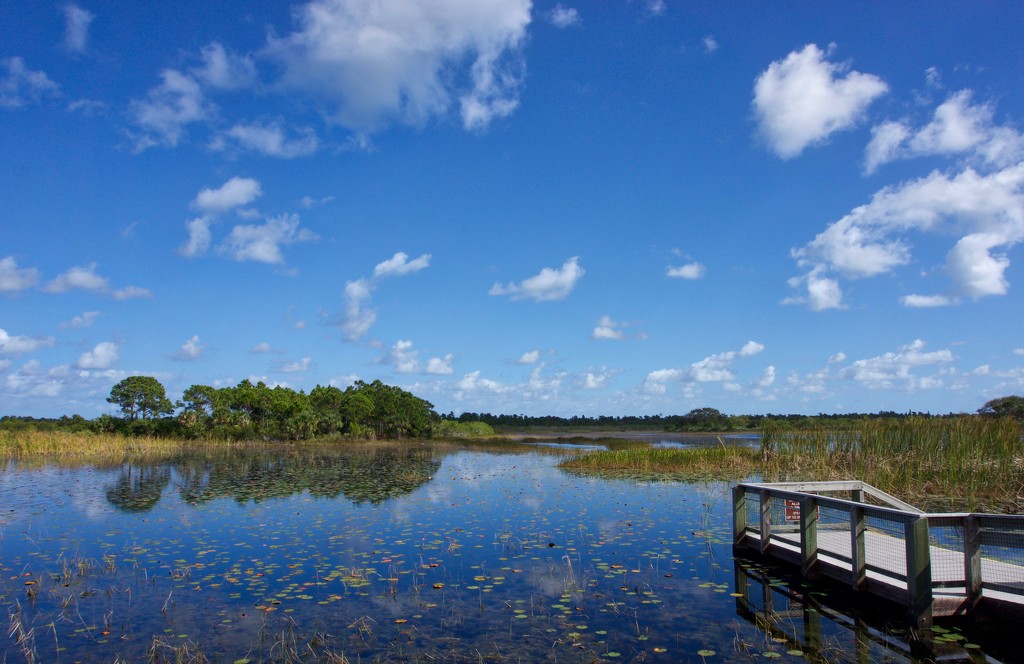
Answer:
753, 44, 887, 158
900, 293, 956, 308
784, 266, 845, 311
702, 35, 718, 53
129, 69, 211, 151
490, 256, 584, 301
382, 339, 453, 375
60, 311, 99, 329
517, 350, 540, 364
456, 370, 510, 394
666, 262, 705, 279
215, 120, 319, 158
592, 315, 624, 340
791, 163, 1024, 307
643, 340, 764, 393
112, 285, 153, 300
193, 42, 256, 91
425, 354, 455, 375
0, 57, 60, 108
62, 4, 95, 53
840, 339, 953, 389
219, 213, 319, 264
866, 90, 1024, 172
169, 335, 206, 361
266, 0, 530, 133
754, 365, 776, 388
644, 0, 666, 17
341, 278, 377, 341
0, 256, 40, 292
44, 263, 109, 293
179, 217, 213, 257
828, 352, 846, 364
0, 329, 55, 356
374, 251, 432, 278
192, 177, 263, 215
1012, 348, 1024, 357
740, 340, 765, 356
549, 5, 581, 28
583, 369, 614, 390
76, 341, 118, 369
280, 357, 312, 373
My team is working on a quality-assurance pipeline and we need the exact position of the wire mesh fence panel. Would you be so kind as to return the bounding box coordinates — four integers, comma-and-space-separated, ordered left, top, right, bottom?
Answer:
816, 504, 852, 563
978, 516, 1024, 596
863, 513, 909, 583
746, 491, 761, 536
927, 520, 965, 589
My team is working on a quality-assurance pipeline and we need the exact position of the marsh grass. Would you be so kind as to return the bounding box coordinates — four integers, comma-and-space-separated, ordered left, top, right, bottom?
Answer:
559, 444, 762, 481
760, 416, 1024, 512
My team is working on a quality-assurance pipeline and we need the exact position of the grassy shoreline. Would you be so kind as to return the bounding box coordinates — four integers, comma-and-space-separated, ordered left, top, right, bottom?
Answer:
5, 416, 1022, 512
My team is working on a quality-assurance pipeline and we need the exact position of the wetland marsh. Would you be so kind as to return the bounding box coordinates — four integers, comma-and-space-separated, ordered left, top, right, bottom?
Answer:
0, 438, 1016, 662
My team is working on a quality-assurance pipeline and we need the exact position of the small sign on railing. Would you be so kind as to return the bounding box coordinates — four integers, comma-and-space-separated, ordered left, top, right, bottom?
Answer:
784, 499, 801, 522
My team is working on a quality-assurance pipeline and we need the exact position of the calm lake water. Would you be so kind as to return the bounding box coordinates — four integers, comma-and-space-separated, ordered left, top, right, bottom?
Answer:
0, 443, 1011, 662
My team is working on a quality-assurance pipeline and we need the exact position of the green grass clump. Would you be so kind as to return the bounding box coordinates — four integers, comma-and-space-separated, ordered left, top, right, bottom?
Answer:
760, 416, 1024, 512
559, 444, 761, 480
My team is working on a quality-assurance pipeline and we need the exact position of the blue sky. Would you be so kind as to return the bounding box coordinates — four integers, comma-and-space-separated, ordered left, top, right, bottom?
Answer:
3, 1, 1024, 419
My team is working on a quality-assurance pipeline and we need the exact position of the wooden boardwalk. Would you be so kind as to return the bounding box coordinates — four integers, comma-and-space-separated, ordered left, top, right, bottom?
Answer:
733, 481, 1024, 625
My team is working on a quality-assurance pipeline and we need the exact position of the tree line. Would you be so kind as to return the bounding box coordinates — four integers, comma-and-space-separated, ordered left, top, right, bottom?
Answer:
3, 378, 1021, 439
100, 375, 439, 440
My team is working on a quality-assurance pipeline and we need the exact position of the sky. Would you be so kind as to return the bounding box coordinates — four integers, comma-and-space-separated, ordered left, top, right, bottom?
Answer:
3, 1, 1024, 419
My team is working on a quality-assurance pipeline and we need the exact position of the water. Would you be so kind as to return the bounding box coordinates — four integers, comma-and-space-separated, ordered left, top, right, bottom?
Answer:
0, 445, 1010, 662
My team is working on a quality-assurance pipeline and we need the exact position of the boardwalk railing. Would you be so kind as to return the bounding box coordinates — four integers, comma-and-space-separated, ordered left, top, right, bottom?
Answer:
732, 481, 1024, 626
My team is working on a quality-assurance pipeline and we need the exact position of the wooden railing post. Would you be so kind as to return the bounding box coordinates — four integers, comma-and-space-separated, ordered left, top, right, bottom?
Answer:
733, 485, 747, 549
799, 496, 820, 579
759, 489, 772, 554
850, 505, 866, 590
905, 516, 932, 627
964, 515, 982, 608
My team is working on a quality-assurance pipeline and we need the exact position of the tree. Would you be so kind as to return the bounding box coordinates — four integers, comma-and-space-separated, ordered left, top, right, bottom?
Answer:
107, 376, 174, 421
978, 396, 1024, 422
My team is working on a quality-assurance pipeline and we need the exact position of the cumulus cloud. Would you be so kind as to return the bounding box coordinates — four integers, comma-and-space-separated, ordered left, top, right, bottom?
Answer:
382, 339, 453, 374
129, 69, 211, 151
112, 285, 153, 300
0, 57, 60, 108
900, 294, 956, 308
643, 341, 764, 394
517, 350, 540, 364
0, 329, 55, 356
582, 368, 614, 390
250, 342, 284, 354
44, 263, 109, 293
265, 0, 530, 133
865, 90, 1024, 173
192, 177, 263, 215
702, 35, 718, 53
337, 251, 432, 341
62, 4, 95, 53
839, 339, 953, 389
214, 120, 320, 158
180, 217, 213, 258
592, 315, 625, 340
169, 335, 206, 361
219, 213, 319, 264
374, 251, 432, 277
548, 5, 580, 28
193, 42, 256, 91
644, 0, 666, 17
489, 256, 585, 301
76, 341, 118, 369
753, 44, 887, 158
666, 262, 705, 279
341, 278, 377, 341
280, 357, 312, 373
60, 311, 99, 329
789, 163, 1024, 308
0, 256, 41, 292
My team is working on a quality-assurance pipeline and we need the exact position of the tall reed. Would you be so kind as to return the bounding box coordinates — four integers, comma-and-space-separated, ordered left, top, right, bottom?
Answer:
760, 416, 1024, 512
